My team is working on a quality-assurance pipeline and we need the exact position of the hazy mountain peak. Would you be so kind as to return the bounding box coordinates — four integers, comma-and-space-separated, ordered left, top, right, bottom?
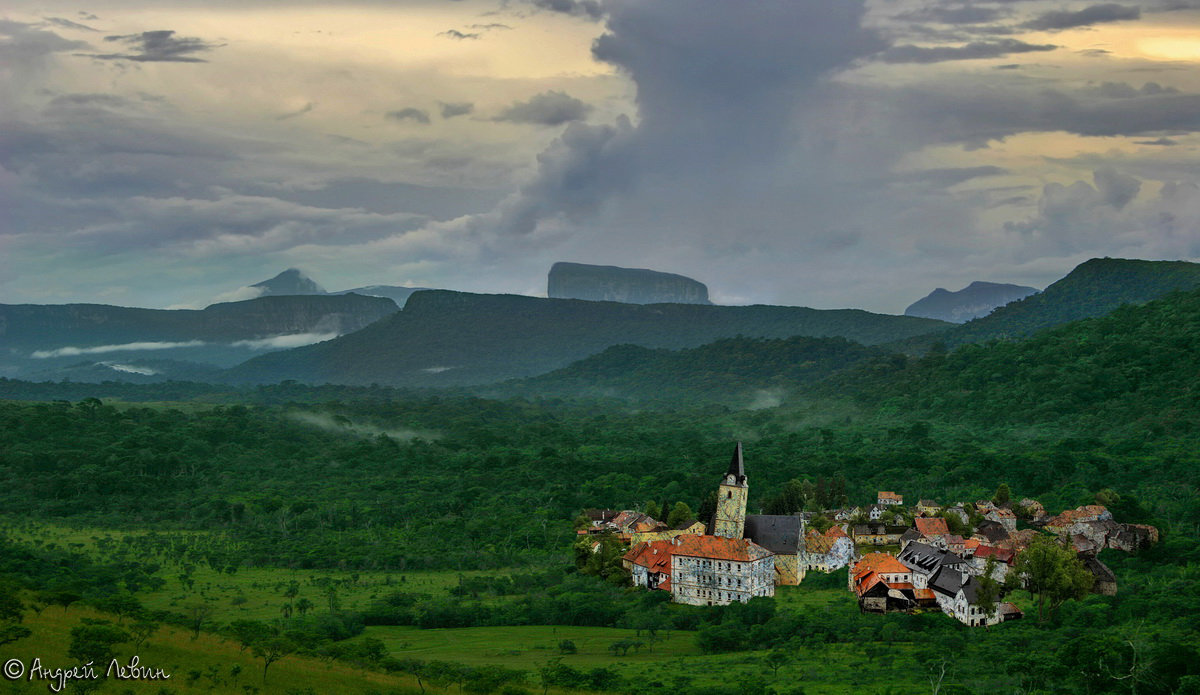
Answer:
251, 269, 326, 296
905, 282, 1039, 323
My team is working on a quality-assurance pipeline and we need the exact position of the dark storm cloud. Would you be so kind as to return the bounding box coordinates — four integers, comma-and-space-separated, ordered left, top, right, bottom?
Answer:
881, 39, 1056, 64
442, 0, 888, 247
893, 83, 1200, 143
93, 30, 222, 62
1135, 137, 1180, 146
438, 29, 480, 40
0, 19, 89, 62
1088, 82, 1179, 99
494, 91, 591, 125
439, 101, 474, 118
898, 6, 1006, 25
44, 17, 99, 32
901, 166, 1009, 186
529, 0, 604, 20
1022, 4, 1140, 31
386, 108, 431, 124
276, 103, 314, 120
1093, 167, 1141, 209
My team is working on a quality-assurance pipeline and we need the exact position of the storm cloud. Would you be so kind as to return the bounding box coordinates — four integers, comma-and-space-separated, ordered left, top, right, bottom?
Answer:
92, 29, 223, 62
494, 91, 592, 126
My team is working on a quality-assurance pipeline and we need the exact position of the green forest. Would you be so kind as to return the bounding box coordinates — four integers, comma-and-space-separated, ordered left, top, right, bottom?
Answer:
1, 276, 1199, 693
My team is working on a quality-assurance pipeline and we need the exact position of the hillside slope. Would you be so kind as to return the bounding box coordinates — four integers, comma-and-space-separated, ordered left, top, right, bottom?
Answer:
819, 285, 1200, 432
226, 290, 946, 386
500, 336, 883, 404
947, 258, 1200, 345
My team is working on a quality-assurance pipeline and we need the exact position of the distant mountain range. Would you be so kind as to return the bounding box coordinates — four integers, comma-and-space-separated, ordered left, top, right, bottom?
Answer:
905, 281, 1038, 323
0, 294, 397, 381
7, 257, 1200, 391
548, 262, 710, 305
247, 269, 433, 307
225, 290, 946, 387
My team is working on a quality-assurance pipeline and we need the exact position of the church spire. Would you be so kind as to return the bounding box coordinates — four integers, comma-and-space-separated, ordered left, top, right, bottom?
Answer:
725, 441, 746, 486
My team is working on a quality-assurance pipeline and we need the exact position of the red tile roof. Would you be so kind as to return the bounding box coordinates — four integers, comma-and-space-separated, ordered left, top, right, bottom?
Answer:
973, 545, 1016, 564
878, 491, 902, 501
915, 518, 950, 536
826, 526, 849, 538
668, 534, 773, 562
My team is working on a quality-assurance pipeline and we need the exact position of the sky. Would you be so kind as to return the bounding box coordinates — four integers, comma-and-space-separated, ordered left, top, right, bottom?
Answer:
3, 0, 1200, 313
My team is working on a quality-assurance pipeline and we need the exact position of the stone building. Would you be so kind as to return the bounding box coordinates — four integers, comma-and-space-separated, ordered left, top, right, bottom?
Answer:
743, 514, 806, 585
669, 535, 775, 605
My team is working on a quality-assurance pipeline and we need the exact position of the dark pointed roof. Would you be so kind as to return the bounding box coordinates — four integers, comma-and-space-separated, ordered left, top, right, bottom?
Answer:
725, 442, 746, 485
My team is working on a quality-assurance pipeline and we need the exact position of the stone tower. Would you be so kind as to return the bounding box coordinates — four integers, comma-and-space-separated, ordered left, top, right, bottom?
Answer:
713, 442, 748, 539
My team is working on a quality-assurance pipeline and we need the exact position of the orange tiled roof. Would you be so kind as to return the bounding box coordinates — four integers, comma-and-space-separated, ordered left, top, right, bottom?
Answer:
878, 491, 902, 501
855, 552, 910, 576
668, 534, 773, 562
826, 526, 849, 538
623, 540, 676, 572
988, 508, 1016, 519
915, 518, 950, 536
914, 588, 937, 601
964, 538, 981, 549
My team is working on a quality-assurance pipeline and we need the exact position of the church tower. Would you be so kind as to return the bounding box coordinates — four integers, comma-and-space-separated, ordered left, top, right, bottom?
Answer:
713, 442, 748, 539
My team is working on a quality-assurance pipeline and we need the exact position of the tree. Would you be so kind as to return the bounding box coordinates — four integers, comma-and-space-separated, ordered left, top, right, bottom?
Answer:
130, 619, 159, 649
666, 501, 695, 528
229, 620, 273, 652
557, 639, 577, 654
69, 620, 131, 666
644, 500, 662, 521
973, 557, 1002, 626
993, 483, 1012, 506
295, 597, 314, 616
764, 649, 791, 677
251, 636, 296, 683
1011, 535, 1094, 621
185, 602, 215, 639
94, 591, 142, 623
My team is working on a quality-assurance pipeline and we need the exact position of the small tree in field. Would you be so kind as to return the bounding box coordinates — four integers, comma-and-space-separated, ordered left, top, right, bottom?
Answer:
252, 636, 296, 683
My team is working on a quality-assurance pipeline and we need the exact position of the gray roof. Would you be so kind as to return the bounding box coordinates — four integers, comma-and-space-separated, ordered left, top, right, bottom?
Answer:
898, 541, 947, 573
744, 515, 802, 554
1083, 555, 1116, 583
976, 521, 1010, 542
929, 564, 964, 597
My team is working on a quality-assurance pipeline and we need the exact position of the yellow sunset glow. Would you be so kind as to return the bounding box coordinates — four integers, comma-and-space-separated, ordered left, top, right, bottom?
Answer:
1137, 37, 1200, 61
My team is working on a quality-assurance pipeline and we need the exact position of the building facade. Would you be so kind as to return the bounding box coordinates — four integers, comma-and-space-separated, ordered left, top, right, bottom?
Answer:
669, 535, 775, 605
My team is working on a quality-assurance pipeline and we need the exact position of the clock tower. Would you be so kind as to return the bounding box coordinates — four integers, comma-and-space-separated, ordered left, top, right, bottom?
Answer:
713, 442, 748, 539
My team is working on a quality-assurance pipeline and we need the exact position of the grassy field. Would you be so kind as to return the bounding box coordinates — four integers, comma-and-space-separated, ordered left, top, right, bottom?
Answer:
366, 622, 928, 695
0, 520, 1008, 694
2, 605, 429, 694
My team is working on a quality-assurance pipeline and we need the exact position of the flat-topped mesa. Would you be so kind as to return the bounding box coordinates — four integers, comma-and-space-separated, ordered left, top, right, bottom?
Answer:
548, 262, 710, 305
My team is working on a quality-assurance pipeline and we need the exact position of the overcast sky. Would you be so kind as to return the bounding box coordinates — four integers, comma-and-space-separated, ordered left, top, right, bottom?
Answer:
3, 0, 1200, 312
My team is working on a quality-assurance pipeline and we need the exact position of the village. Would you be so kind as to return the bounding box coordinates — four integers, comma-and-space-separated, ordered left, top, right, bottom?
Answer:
578, 444, 1159, 628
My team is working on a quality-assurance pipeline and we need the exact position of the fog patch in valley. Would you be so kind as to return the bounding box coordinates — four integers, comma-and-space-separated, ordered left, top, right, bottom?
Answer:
31, 340, 207, 358
289, 411, 438, 441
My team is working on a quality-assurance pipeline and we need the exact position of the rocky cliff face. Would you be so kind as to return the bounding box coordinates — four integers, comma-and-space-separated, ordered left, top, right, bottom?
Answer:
905, 281, 1038, 323
547, 262, 710, 304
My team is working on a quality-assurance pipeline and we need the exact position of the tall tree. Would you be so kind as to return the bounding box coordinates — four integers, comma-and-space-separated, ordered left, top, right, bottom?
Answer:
1012, 535, 1093, 621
